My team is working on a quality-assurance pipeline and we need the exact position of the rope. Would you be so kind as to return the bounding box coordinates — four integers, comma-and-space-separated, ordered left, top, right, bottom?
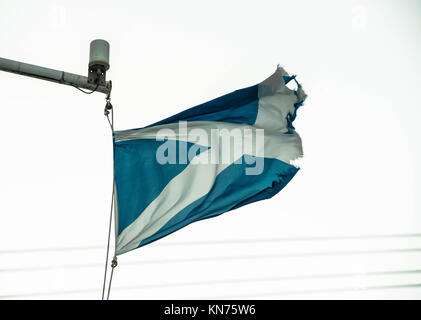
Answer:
101, 97, 117, 300
101, 177, 114, 300
107, 257, 118, 300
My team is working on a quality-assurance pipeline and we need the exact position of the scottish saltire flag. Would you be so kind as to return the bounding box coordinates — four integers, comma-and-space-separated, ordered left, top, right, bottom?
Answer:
113, 66, 307, 255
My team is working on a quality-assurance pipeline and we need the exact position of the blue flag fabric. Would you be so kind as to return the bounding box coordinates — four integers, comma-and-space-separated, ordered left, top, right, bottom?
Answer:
113, 66, 307, 255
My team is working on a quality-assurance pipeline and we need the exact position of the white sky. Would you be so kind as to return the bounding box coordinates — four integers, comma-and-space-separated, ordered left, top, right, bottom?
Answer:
0, 0, 421, 299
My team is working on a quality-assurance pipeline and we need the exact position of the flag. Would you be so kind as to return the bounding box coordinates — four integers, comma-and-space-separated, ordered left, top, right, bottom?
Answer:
113, 66, 307, 255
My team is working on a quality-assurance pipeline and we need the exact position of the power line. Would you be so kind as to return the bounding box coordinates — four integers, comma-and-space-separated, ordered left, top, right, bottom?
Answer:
2, 233, 421, 254
0, 245, 105, 254
160, 233, 421, 245
203, 283, 421, 299
2, 247, 421, 273
2, 269, 421, 299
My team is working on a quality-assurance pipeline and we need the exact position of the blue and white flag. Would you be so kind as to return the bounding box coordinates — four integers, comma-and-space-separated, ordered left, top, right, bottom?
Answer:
113, 66, 307, 255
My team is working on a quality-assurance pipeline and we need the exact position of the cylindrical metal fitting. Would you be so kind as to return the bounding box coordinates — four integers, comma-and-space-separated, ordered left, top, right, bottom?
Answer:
89, 39, 110, 71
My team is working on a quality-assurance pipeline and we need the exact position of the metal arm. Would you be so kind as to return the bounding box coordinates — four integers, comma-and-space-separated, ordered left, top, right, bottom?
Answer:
0, 40, 111, 95
0, 57, 111, 95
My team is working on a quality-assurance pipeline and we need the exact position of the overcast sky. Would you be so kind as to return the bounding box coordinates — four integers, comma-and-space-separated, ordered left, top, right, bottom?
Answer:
0, 0, 420, 299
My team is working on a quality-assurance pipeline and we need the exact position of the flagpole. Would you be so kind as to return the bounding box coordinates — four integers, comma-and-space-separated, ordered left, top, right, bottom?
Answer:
0, 40, 117, 299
